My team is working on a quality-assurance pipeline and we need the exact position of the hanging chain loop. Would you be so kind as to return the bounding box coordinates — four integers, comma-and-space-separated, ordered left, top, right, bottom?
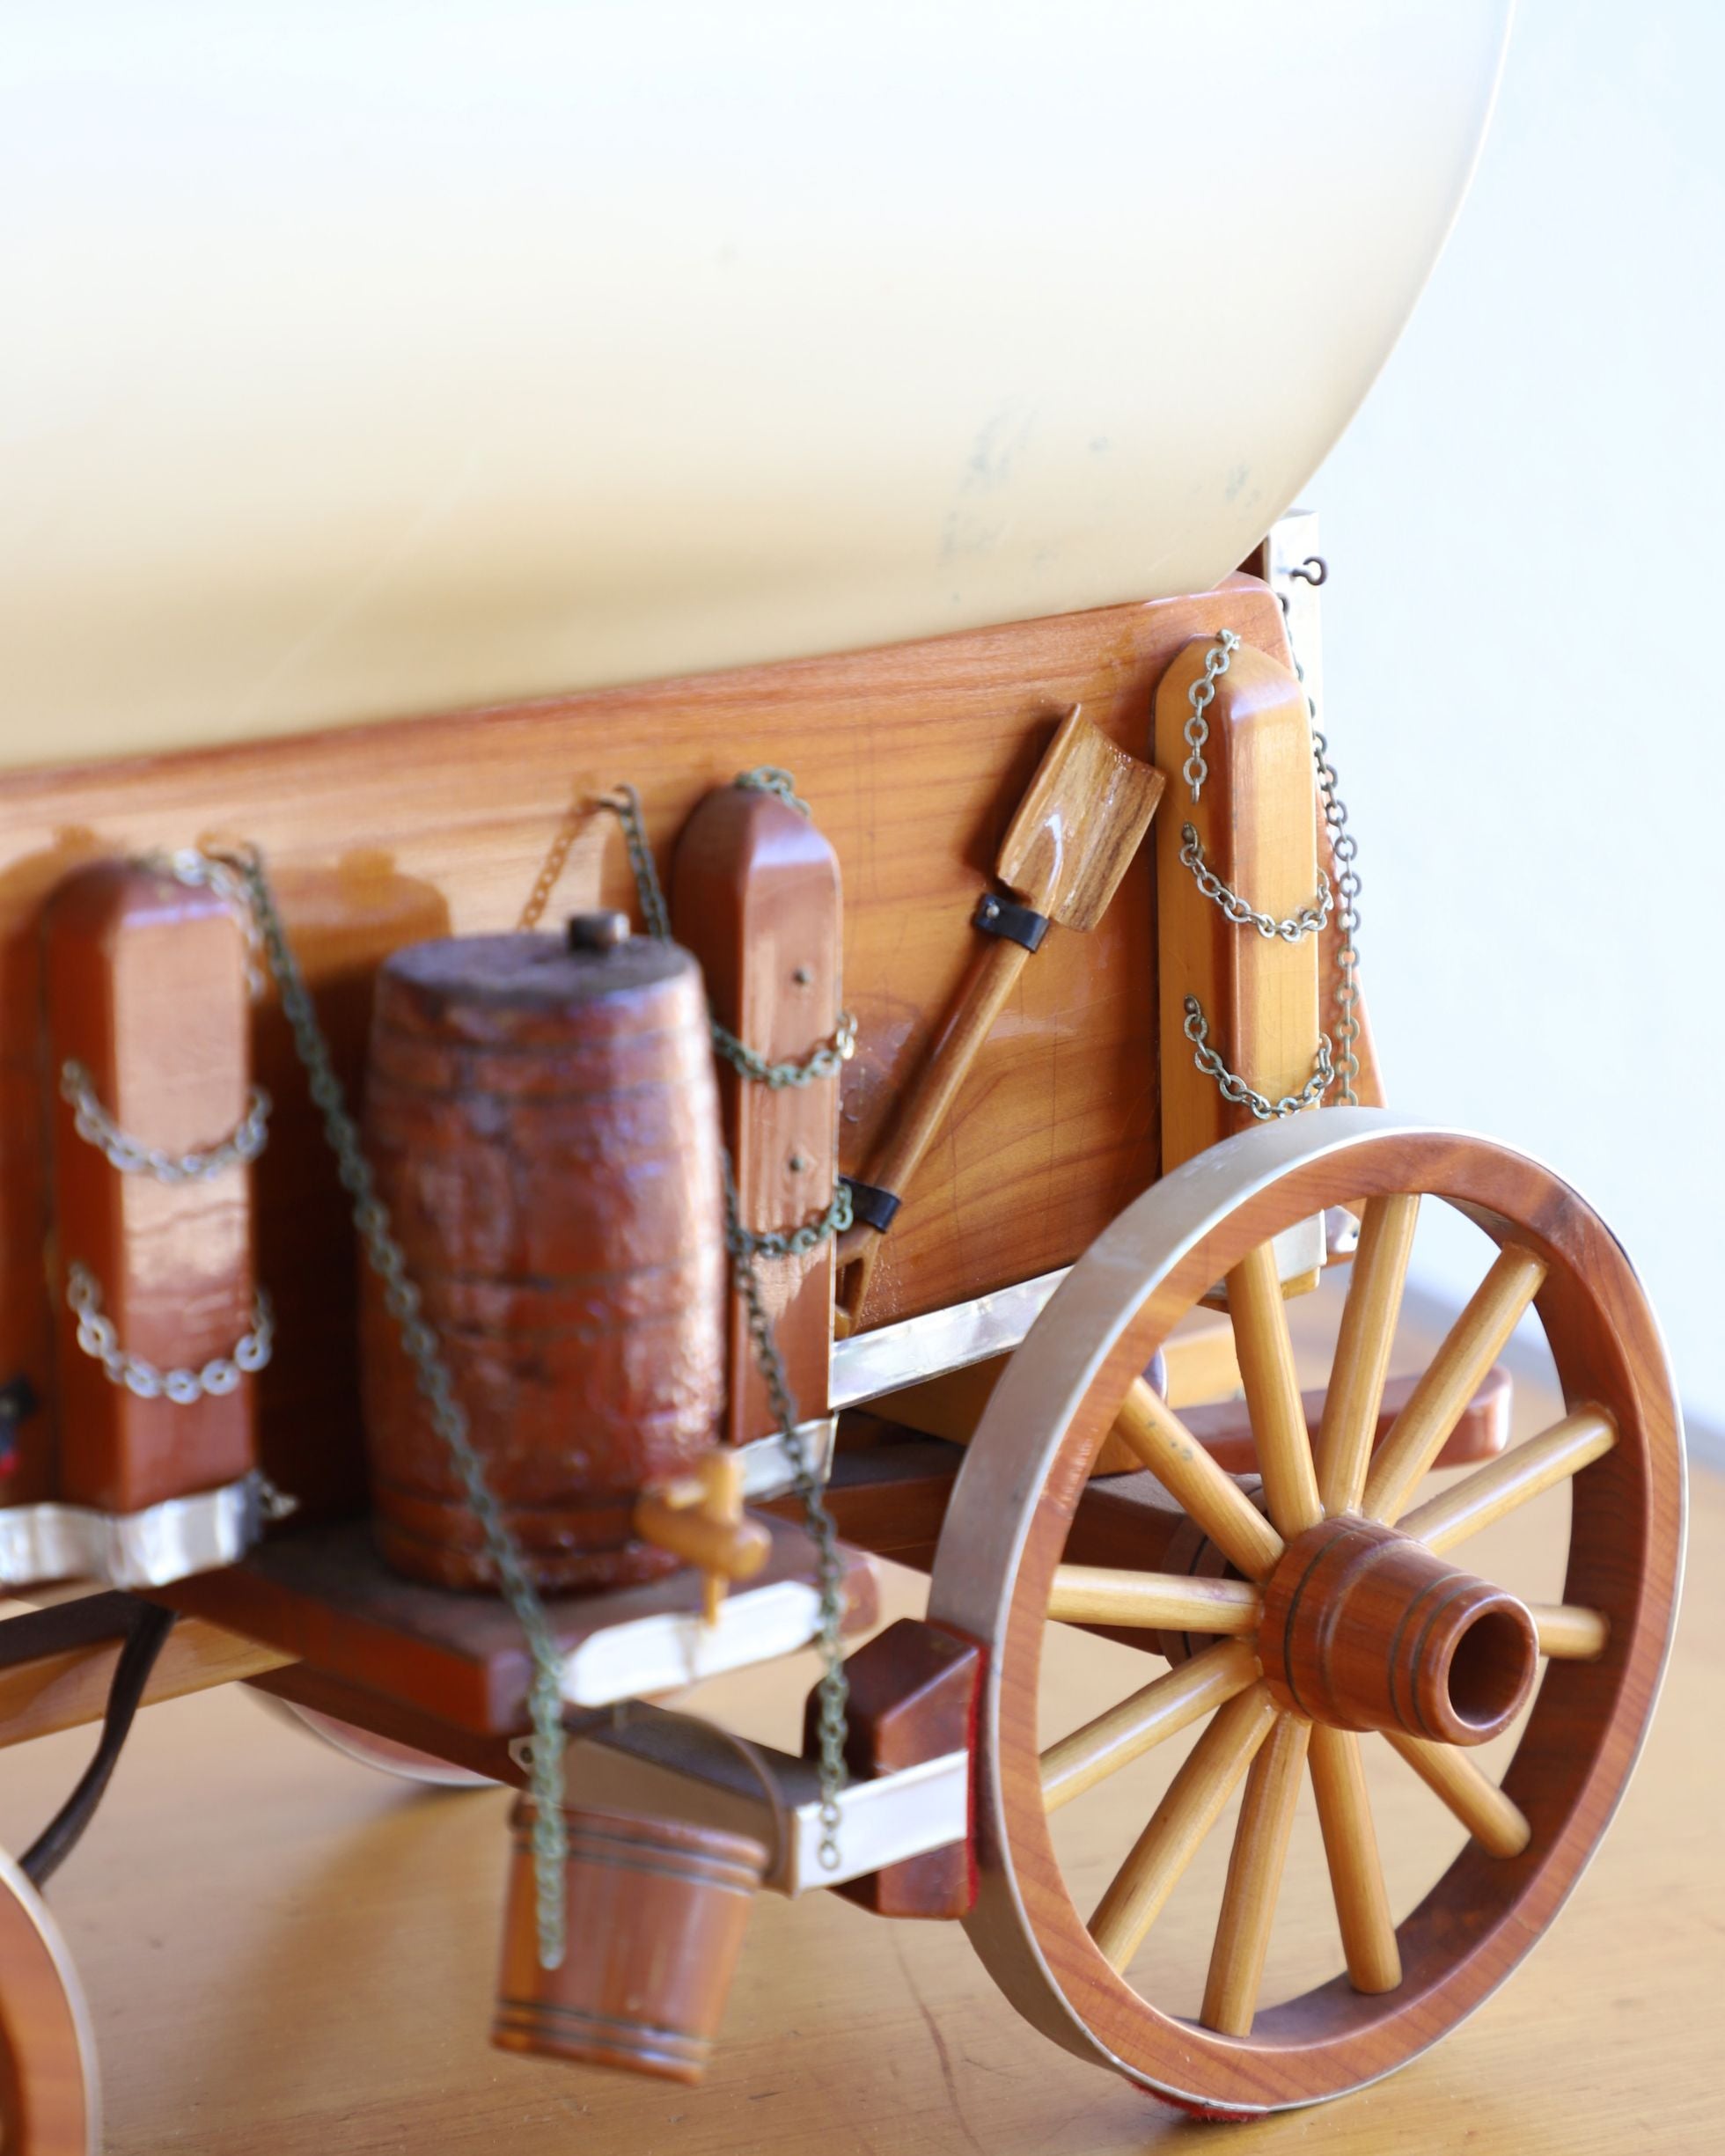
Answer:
60, 1060, 271, 1184
136, 847, 268, 994
1276, 587, 1363, 1105
66, 1261, 273, 1403
1182, 996, 1333, 1122
1177, 826, 1332, 944
150, 847, 573, 1970
711, 1010, 857, 1091
598, 780, 850, 1866
1181, 627, 1240, 802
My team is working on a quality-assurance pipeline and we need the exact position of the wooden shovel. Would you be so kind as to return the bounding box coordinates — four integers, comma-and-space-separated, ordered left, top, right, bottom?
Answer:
839, 707, 1164, 1326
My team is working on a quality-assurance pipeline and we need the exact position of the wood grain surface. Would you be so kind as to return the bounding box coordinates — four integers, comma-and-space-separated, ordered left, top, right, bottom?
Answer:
0, 1291, 1714, 2152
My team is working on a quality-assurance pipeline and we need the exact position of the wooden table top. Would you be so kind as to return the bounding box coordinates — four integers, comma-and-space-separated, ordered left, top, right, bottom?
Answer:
1, 1320, 1716, 2153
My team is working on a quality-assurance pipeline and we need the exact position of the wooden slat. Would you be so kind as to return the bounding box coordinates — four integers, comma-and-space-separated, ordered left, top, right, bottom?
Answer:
1363, 1247, 1548, 1523
1315, 1193, 1420, 1513
1110, 1380, 1284, 1580
1088, 1683, 1278, 1971
1398, 1409, 1618, 1554
1040, 1639, 1260, 1814
1226, 1242, 1322, 1536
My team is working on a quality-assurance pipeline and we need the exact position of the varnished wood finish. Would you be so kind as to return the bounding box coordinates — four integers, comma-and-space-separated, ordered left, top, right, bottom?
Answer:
0, 580, 1293, 1518
42, 862, 259, 1513
671, 784, 841, 1441
1307, 1723, 1402, 1994
1257, 1517, 1538, 1747
152, 1514, 878, 1735
1184, 1362, 1511, 1475
840, 708, 1163, 1324
1087, 1683, 1278, 1972
1362, 1246, 1548, 1525
493, 1800, 766, 2085
1530, 1603, 1610, 1660
1316, 1193, 1420, 1510
1225, 1242, 1322, 1536
1110, 1380, 1283, 1580
1201, 1712, 1311, 2035
360, 931, 724, 1590
1046, 1567, 1259, 1632
929, 1111, 1685, 2112
811, 1616, 981, 1919
1398, 1408, 1618, 1554
1039, 1639, 1259, 1815
632, 1452, 771, 1624
1381, 1733, 1531, 1860
0, 1848, 98, 2156
1152, 638, 1321, 1177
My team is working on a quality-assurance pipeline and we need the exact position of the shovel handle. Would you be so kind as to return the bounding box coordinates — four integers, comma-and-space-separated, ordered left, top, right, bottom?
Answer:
840, 931, 1033, 1324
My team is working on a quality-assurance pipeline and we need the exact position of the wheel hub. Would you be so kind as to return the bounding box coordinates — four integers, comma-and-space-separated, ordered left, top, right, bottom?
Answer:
1257, 1516, 1538, 1746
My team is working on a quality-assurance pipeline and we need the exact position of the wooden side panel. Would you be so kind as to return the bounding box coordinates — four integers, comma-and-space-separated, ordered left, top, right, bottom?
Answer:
672, 786, 842, 1441
1154, 638, 1323, 1176
0, 581, 1294, 1511
42, 862, 257, 1513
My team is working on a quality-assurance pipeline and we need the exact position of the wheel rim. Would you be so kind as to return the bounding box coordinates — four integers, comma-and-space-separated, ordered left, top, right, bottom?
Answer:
929, 1110, 1685, 2114
0, 1848, 100, 2154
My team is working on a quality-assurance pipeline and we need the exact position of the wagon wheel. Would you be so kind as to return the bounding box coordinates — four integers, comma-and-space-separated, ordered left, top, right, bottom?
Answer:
0, 1848, 99, 2154
256, 1699, 495, 1788
929, 1110, 1684, 2116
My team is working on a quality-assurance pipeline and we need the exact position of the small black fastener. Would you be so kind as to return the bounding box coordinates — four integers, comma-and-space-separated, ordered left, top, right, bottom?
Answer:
841, 1177, 903, 1234
973, 891, 1049, 954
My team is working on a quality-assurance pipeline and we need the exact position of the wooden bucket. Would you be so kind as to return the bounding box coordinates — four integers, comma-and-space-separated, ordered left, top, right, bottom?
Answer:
492, 1800, 767, 2085
359, 920, 725, 1591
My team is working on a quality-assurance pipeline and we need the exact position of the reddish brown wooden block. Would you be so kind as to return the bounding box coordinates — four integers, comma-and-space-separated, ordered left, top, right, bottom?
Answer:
804, 1614, 980, 1918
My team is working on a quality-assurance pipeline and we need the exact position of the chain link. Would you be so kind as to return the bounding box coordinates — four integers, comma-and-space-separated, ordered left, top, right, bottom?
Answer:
1177, 825, 1332, 945
136, 847, 268, 994
1182, 995, 1333, 1122
1277, 590, 1363, 1105
66, 1261, 273, 1402
598, 780, 851, 1866
60, 1060, 271, 1183
153, 847, 573, 1970
733, 766, 811, 818
711, 1010, 858, 1090
1181, 627, 1240, 802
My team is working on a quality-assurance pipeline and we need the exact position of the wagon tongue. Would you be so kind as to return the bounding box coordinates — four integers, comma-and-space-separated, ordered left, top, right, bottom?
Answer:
839, 707, 1163, 1327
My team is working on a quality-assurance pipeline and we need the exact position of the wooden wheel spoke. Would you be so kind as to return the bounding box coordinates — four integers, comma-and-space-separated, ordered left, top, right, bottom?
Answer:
1226, 1243, 1322, 1538
1362, 1246, 1548, 1524
1048, 1566, 1260, 1633
1089, 1683, 1278, 1972
1384, 1733, 1530, 1859
1315, 1193, 1420, 1514
1112, 1377, 1284, 1580
1201, 1713, 1311, 2035
1530, 1603, 1611, 1660
1398, 1408, 1618, 1554
1042, 1639, 1259, 1813
1308, 1725, 1401, 1994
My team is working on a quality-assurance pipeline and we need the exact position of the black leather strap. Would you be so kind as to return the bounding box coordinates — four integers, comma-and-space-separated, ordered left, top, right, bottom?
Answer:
973, 891, 1049, 953
841, 1176, 903, 1234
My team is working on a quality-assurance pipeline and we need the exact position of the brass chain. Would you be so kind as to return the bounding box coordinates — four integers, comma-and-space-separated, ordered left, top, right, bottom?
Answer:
1180, 627, 1240, 802
1182, 995, 1334, 1122
598, 782, 851, 1865
153, 847, 574, 1971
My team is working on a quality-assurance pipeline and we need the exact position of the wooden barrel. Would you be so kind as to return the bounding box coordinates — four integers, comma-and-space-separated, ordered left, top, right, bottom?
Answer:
492, 1800, 767, 2085
359, 920, 724, 1591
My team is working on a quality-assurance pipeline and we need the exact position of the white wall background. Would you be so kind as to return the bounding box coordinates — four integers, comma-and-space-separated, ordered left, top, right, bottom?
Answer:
1314, 0, 1725, 1434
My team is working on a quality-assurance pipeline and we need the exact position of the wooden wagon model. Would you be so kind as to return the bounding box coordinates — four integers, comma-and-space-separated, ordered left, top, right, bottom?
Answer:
0, 4, 1682, 2144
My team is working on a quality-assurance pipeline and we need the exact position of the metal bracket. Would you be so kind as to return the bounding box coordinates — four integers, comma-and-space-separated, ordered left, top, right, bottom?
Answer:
973, 891, 1048, 953
520, 1705, 969, 1897
0, 1470, 293, 1591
